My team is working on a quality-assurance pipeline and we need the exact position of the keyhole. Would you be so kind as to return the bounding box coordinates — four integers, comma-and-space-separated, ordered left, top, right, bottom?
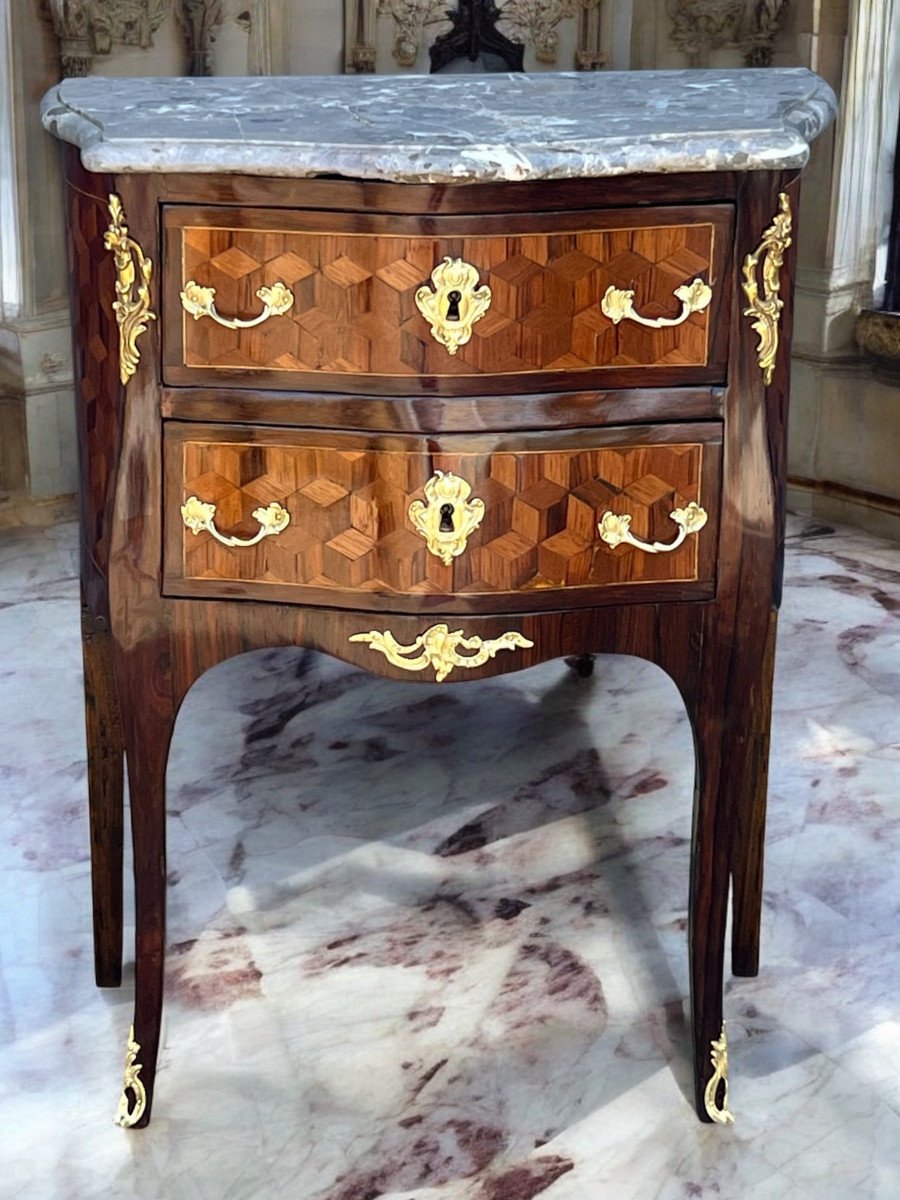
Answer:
439, 503, 455, 532
445, 290, 462, 322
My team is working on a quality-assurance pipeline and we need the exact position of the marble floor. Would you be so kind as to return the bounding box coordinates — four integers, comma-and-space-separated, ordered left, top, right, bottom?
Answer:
1, 516, 899, 1200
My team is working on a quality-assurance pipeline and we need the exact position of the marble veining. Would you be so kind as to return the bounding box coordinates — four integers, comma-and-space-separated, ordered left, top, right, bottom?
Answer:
40, 69, 837, 183
1, 514, 899, 1198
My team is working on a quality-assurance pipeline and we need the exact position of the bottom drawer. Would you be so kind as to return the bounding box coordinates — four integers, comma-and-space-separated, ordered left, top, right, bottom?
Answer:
163, 422, 721, 614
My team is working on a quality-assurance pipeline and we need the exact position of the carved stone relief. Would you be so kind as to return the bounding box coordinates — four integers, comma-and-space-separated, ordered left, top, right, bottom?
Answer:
176, 0, 224, 75
573, 0, 604, 71
345, 0, 606, 73
44, 0, 169, 76
379, 0, 449, 69
742, 0, 790, 68
499, 0, 603, 68
666, 0, 789, 68
667, 0, 742, 65
345, 0, 379, 72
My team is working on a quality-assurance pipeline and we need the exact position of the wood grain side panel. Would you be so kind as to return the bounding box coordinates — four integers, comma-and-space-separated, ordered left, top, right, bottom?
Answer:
162, 205, 733, 394
65, 155, 125, 605
163, 423, 720, 612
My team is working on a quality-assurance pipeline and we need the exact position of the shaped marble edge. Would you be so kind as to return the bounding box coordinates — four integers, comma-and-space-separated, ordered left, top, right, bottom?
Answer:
40, 69, 837, 184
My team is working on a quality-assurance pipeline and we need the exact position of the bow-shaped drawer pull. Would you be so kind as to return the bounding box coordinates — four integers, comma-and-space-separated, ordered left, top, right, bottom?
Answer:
181, 496, 291, 548
180, 280, 294, 329
601, 278, 712, 329
598, 502, 708, 555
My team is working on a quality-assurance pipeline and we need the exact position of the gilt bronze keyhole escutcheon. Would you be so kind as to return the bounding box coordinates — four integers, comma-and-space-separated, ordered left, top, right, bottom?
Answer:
408, 471, 485, 565
414, 258, 492, 355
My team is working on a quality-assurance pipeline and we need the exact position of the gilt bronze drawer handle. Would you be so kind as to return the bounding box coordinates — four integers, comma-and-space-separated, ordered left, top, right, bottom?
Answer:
181, 495, 291, 547
350, 623, 533, 682
180, 280, 294, 329
601, 277, 712, 329
415, 257, 492, 355
408, 470, 485, 565
598, 501, 708, 554
104, 194, 157, 386
742, 192, 792, 386
114, 1025, 146, 1129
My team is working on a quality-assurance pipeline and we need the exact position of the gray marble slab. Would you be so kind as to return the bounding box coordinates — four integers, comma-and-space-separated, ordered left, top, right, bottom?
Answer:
41, 69, 836, 184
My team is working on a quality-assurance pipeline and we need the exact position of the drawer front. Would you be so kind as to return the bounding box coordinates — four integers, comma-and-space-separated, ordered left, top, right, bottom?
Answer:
164, 423, 720, 614
162, 205, 733, 395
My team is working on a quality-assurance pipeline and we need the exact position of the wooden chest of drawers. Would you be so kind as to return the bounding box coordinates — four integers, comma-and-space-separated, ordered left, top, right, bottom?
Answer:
44, 69, 835, 1134
163, 204, 733, 391
163, 423, 721, 610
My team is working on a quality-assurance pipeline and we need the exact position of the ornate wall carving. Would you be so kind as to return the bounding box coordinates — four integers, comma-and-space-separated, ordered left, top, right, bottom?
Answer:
345, 0, 606, 74
378, 0, 447, 68
345, 0, 381, 71
667, 0, 742, 64
44, 0, 169, 76
742, 0, 790, 67
666, 0, 789, 68
500, 0, 603, 67
176, 0, 223, 75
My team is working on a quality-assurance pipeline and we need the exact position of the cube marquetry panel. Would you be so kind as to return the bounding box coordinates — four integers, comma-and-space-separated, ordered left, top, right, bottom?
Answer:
164, 425, 720, 612
163, 205, 732, 392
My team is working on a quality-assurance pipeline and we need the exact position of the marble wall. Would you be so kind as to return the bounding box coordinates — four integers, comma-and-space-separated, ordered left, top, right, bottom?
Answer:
2, 0, 897, 538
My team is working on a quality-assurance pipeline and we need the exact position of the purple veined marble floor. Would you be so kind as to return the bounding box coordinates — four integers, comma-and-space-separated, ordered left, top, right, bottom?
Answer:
0, 515, 898, 1200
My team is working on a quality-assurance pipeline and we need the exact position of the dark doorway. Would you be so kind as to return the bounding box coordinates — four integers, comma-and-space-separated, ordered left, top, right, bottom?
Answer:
429, 0, 524, 74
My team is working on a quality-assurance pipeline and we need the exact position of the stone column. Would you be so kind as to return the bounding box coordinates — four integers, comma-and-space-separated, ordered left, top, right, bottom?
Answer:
0, 0, 77, 525
209, 1, 291, 76
788, 0, 900, 538
793, 0, 898, 356
0, 0, 274, 524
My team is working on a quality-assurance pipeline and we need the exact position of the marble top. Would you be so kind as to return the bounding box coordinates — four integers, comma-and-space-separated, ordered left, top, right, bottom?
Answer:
41, 69, 836, 184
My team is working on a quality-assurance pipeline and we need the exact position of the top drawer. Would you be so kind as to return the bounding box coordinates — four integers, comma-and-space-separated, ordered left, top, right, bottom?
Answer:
161, 205, 734, 396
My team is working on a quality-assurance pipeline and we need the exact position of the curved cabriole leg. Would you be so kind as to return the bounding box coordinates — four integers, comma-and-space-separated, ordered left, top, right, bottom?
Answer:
81, 605, 125, 988
688, 696, 734, 1125
729, 611, 779, 978
643, 605, 733, 1124
112, 637, 176, 1129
